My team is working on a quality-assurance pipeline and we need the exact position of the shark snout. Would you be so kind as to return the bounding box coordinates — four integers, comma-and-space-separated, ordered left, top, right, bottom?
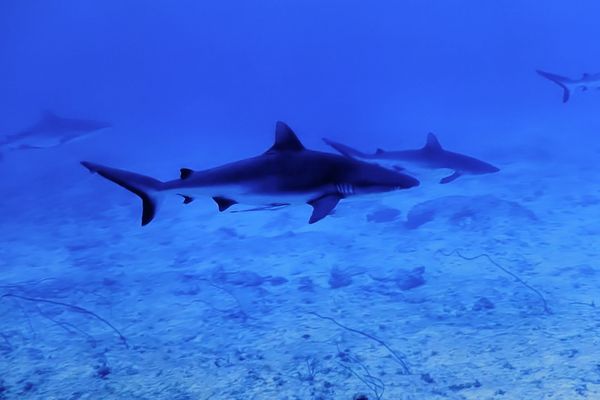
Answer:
95, 121, 112, 131
471, 160, 500, 175
373, 173, 420, 193
482, 164, 500, 174
400, 174, 420, 188
350, 172, 419, 195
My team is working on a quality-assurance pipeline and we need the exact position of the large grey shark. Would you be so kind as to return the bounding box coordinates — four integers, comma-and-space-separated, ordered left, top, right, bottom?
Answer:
537, 69, 600, 103
323, 133, 499, 184
0, 111, 111, 154
81, 121, 419, 225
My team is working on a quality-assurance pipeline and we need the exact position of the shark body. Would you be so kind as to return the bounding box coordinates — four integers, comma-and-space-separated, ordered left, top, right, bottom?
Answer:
0, 111, 111, 152
323, 133, 499, 184
81, 122, 419, 225
537, 70, 600, 103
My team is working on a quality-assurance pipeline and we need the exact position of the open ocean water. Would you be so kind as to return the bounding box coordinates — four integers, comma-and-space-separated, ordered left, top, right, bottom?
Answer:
1, 1, 599, 399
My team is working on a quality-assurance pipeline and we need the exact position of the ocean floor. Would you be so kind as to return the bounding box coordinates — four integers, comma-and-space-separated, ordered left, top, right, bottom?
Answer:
1, 154, 599, 400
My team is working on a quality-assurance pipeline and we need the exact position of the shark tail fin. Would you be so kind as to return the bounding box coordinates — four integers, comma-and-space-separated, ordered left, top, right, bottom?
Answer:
322, 138, 369, 159
536, 69, 571, 103
81, 161, 164, 226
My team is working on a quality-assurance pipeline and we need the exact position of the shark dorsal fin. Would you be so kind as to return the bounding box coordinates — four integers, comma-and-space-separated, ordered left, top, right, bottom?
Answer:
423, 132, 442, 151
41, 110, 60, 123
180, 168, 194, 180
583, 73, 591, 79
375, 148, 385, 154
265, 121, 305, 153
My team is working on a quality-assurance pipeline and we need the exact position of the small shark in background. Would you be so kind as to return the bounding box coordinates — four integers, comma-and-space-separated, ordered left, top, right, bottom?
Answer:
0, 111, 111, 157
81, 121, 419, 225
536, 69, 600, 103
323, 133, 499, 184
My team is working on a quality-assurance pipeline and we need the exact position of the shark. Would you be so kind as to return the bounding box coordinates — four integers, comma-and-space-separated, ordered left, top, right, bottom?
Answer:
0, 111, 111, 155
536, 69, 600, 103
323, 133, 499, 184
80, 121, 420, 225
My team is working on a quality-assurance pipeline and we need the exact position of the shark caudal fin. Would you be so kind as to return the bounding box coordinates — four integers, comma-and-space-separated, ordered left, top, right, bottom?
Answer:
81, 161, 164, 226
322, 138, 370, 159
536, 70, 572, 103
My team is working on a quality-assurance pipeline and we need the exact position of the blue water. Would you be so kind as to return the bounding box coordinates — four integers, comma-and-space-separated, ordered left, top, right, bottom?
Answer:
1, 1, 599, 399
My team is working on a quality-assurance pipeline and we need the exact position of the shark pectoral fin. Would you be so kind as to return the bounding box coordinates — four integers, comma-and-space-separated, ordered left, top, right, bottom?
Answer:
440, 171, 462, 184
307, 194, 341, 224
177, 194, 194, 204
213, 196, 238, 212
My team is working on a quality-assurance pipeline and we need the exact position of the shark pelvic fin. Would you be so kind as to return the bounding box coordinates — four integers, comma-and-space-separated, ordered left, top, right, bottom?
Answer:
424, 133, 442, 151
265, 121, 305, 153
180, 168, 193, 180
178, 194, 194, 204
307, 194, 341, 224
213, 196, 237, 212
80, 161, 164, 226
440, 171, 462, 184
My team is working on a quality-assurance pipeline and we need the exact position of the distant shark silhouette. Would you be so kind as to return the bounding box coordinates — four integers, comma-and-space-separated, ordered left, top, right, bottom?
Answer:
81, 121, 419, 225
0, 111, 111, 157
537, 69, 600, 103
323, 133, 499, 184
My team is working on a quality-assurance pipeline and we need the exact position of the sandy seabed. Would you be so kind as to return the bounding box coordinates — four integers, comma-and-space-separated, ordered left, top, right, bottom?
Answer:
1, 157, 599, 400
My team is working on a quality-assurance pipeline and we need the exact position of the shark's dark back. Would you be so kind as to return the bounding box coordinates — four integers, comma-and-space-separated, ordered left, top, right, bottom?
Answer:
32, 111, 110, 135
180, 150, 358, 191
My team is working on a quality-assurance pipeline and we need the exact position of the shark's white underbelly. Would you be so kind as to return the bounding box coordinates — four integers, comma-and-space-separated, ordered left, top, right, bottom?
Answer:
167, 184, 324, 205
5, 135, 64, 150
